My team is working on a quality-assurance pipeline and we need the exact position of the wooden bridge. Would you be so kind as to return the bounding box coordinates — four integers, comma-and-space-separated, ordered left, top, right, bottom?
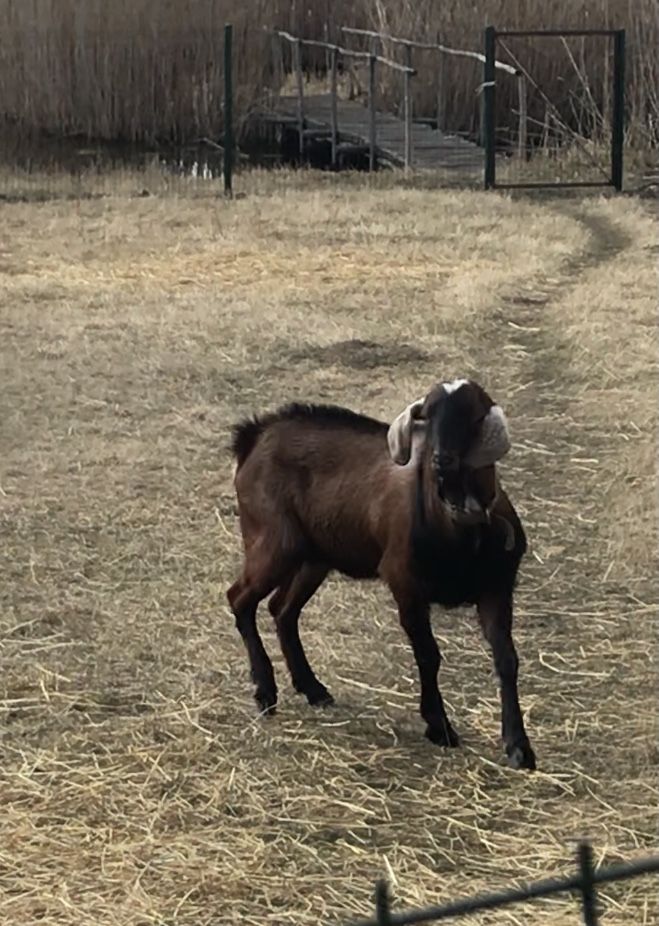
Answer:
262, 26, 526, 175
271, 93, 485, 172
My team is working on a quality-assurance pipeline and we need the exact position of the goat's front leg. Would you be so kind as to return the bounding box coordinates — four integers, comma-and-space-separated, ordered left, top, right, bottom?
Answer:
394, 592, 459, 748
478, 591, 536, 770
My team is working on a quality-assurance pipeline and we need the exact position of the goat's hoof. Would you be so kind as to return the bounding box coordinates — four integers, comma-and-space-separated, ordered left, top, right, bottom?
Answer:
506, 741, 536, 771
425, 723, 460, 748
254, 689, 277, 716
306, 685, 335, 708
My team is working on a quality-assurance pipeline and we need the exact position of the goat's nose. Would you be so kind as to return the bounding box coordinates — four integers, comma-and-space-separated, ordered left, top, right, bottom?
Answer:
437, 451, 459, 471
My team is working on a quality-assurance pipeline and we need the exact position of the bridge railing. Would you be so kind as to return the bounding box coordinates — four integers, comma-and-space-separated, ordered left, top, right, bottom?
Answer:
341, 25, 528, 160
270, 29, 416, 171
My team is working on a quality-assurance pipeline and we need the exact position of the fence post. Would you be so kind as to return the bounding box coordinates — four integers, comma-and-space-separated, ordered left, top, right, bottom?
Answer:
578, 842, 599, 926
435, 31, 445, 132
483, 25, 496, 189
517, 74, 527, 159
223, 23, 233, 197
611, 28, 625, 191
330, 46, 338, 168
294, 38, 305, 158
404, 45, 413, 170
323, 21, 330, 75
368, 53, 377, 171
375, 879, 392, 926
404, 71, 413, 171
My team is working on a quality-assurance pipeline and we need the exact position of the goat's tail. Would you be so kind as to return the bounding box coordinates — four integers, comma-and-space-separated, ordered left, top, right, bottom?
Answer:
230, 417, 265, 468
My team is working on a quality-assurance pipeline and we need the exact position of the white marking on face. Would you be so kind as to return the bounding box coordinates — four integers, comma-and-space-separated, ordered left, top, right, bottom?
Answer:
442, 378, 468, 394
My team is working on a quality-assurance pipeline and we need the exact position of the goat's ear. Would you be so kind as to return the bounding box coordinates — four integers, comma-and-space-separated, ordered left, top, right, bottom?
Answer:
465, 404, 511, 468
387, 397, 426, 465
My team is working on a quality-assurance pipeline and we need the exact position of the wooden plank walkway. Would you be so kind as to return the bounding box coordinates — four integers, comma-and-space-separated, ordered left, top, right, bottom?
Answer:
273, 93, 484, 172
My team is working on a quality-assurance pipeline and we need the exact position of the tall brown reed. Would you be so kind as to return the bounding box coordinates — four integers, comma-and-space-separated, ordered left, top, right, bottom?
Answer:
0, 0, 655, 148
292, 0, 657, 149
0, 0, 274, 143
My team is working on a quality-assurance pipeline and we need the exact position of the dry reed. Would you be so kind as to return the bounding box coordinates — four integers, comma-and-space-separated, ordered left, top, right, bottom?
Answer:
0, 0, 274, 142
0, 1, 656, 148
332, 0, 659, 148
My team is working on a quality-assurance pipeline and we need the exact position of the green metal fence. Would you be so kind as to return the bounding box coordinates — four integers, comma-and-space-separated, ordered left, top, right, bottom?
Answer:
349, 840, 659, 925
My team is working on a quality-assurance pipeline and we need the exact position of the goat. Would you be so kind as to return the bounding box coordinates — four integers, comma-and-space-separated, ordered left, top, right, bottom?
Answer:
226, 379, 536, 770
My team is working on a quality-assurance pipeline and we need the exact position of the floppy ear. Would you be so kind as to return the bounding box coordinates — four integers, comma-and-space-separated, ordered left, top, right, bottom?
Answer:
465, 404, 511, 468
387, 397, 426, 465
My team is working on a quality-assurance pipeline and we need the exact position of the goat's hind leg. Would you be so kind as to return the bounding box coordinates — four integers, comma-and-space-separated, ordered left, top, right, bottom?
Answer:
269, 562, 333, 707
227, 541, 299, 716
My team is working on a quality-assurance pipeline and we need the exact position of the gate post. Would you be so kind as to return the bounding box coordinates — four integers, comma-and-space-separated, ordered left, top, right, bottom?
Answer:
611, 29, 625, 192
578, 841, 599, 926
223, 23, 233, 197
368, 53, 377, 171
375, 879, 392, 926
294, 39, 305, 158
483, 25, 496, 189
330, 46, 339, 168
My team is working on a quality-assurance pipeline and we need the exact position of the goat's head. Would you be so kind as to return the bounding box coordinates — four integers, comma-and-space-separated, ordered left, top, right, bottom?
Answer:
387, 379, 511, 522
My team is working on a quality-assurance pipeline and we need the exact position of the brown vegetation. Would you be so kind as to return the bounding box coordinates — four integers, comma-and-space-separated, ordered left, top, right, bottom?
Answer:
0, 1, 656, 147
0, 0, 273, 142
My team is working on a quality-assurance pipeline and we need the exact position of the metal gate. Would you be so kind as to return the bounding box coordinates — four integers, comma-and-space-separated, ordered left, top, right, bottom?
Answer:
482, 27, 626, 191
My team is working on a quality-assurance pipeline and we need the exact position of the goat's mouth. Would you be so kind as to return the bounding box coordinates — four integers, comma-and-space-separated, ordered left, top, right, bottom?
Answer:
433, 466, 495, 525
440, 494, 493, 525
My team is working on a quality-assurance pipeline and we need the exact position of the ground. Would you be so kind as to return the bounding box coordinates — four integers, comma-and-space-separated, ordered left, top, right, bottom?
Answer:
0, 169, 657, 925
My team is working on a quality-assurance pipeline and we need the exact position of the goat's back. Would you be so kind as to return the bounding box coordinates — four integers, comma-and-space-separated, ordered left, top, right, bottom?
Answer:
231, 404, 412, 577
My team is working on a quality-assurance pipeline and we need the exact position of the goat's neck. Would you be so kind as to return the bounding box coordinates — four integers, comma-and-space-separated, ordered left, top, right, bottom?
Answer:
419, 456, 458, 533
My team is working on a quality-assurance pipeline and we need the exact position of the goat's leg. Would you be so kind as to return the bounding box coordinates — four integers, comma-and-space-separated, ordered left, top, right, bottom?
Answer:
477, 591, 536, 770
227, 545, 298, 716
269, 563, 332, 706
395, 595, 459, 748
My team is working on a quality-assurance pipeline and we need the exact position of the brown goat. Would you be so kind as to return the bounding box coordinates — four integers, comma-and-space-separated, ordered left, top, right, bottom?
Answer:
226, 379, 536, 770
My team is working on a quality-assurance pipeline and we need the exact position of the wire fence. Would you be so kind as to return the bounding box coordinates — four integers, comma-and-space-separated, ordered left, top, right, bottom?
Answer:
348, 841, 659, 926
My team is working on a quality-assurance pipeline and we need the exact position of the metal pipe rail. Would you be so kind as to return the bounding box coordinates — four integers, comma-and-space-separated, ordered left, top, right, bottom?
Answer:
341, 26, 519, 75
348, 843, 659, 926
341, 25, 527, 157
272, 30, 415, 74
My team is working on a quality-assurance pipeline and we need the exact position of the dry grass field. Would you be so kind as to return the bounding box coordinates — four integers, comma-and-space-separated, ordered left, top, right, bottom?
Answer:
0, 170, 657, 925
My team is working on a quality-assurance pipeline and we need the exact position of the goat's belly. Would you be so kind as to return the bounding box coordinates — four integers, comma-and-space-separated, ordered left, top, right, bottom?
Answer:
304, 530, 381, 580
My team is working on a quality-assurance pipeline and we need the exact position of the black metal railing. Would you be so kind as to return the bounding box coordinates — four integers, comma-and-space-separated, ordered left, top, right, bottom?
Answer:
348, 840, 659, 925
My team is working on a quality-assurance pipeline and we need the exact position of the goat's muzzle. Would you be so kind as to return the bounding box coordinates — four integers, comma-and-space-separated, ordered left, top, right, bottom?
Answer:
435, 461, 499, 527
432, 450, 459, 474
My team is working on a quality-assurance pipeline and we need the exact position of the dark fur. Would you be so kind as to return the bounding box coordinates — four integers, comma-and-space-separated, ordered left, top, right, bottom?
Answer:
231, 402, 387, 465
411, 462, 527, 608
226, 386, 537, 771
